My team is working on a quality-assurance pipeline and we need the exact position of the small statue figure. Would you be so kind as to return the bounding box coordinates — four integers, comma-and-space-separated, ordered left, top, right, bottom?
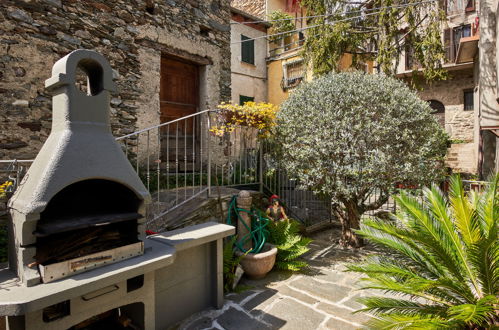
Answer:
266, 195, 288, 222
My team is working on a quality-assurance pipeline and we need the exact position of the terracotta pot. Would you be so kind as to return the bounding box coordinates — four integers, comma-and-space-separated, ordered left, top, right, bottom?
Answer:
236, 243, 277, 280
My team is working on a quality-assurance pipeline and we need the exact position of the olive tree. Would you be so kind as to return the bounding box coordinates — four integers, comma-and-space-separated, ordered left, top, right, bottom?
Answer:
275, 72, 448, 248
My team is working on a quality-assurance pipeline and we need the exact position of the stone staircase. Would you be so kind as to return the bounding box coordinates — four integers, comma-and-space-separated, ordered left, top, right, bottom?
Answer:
445, 142, 476, 174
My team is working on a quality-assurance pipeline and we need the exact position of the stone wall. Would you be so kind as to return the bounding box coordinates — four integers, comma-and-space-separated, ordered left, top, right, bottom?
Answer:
416, 69, 477, 173
417, 69, 475, 141
0, 0, 231, 160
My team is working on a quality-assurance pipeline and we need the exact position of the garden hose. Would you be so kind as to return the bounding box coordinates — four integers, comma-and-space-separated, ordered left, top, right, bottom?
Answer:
226, 195, 270, 254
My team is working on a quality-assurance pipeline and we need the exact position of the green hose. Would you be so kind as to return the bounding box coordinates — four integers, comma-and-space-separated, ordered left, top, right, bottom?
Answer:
226, 195, 270, 254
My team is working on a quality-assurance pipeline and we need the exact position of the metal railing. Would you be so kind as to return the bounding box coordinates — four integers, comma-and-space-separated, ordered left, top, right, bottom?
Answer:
260, 141, 333, 227
2, 110, 331, 230
115, 109, 262, 229
0, 160, 33, 193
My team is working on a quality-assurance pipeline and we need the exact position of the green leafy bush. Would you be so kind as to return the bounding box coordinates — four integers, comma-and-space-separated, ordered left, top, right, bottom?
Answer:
347, 174, 499, 329
275, 72, 448, 247
268, 10, 295, 43
268, 219, 312, 271
223, 237, 245, 292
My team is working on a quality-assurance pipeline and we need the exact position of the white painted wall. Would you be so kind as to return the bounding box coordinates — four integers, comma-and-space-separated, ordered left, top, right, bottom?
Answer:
230, 19, 268, 103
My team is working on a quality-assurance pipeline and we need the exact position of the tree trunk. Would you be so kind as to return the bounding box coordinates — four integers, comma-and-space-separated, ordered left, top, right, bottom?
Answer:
335, 200, 364, 248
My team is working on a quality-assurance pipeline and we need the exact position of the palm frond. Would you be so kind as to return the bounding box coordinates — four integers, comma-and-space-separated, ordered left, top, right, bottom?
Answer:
359, 218, 448, 278
363, 314, 448, 329
356, 297, 447, 318
448, 295, 498, 326
348, 175, 499, 329
468, 236, 499, 297
448, 174, 481, 246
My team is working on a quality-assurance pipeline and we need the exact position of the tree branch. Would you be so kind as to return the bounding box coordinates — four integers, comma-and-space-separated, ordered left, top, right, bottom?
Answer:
362, 192, 389, 212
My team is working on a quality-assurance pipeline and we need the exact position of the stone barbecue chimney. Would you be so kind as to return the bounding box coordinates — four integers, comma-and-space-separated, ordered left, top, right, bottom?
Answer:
8, 49, 150, 286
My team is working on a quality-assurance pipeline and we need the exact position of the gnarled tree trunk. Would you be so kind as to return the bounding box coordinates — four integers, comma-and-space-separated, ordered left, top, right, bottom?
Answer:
334, 200, 364, 248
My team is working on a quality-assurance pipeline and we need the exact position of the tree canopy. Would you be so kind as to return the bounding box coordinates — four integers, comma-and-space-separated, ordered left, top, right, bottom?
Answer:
275, 72, 448, 247
300, 0, 447, 82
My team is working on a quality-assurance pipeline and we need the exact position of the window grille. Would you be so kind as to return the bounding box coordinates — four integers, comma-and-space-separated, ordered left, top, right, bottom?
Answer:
282, 60, 304, 90
464, 89, 474, 111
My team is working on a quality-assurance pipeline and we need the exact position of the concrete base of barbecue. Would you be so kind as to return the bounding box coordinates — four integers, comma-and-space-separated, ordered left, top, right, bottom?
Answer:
0, 222, 234, 329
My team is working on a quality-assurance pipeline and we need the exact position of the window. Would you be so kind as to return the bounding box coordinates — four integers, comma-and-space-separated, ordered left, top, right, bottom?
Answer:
281, 60, 304, 90
239, 95, 254, 105
464, 89, 474, 110
405, 43, 421, 70
241, 35, 254, 65
446, 0, 475, 14
444, 24, 471, 63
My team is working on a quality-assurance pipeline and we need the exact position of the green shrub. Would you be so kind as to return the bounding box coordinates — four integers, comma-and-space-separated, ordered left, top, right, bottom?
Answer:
275, 72, 448, 247
347, 174, 499, 329
223, 237, 245, 293
268, 219, 312, 271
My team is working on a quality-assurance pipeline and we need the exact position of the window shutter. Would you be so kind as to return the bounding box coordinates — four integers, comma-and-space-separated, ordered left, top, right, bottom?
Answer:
444, 28, 452, 62
241, 35, 255, 65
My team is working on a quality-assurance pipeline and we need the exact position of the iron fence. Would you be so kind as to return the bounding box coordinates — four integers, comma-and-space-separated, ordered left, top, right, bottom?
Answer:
2, 109, 492, 231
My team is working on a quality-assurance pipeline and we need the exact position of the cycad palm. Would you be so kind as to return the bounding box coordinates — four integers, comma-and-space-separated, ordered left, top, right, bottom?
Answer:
347, 174, 499, 329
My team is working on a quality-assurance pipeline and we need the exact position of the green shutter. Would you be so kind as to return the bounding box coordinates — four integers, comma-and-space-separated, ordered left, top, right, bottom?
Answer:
241, 35, 255, 65
239, 95, 254, 105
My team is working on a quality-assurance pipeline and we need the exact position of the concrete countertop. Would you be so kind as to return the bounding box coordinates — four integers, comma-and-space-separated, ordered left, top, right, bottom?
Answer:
148, 222, 235, 251
0, 222, 235, 316
0, 238, 175, 316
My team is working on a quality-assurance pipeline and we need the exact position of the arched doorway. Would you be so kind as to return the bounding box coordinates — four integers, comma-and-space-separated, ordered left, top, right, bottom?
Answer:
428, 100, 445, 127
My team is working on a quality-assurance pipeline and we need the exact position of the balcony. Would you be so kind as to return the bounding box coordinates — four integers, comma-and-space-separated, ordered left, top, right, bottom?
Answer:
455, 34, 479, 64
268, 31, 305, 57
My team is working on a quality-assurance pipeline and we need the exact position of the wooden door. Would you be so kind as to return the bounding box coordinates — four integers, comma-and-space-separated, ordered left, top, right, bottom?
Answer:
160, 57, 198, 132
160, 57, 199, 171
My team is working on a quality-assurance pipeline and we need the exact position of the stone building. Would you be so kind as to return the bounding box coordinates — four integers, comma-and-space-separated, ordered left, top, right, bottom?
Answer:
396, 0, 480, 175
230, 6, 269, 104
0, 0, 231, 161
397, 0, 499, 177
476, 0, 498, 177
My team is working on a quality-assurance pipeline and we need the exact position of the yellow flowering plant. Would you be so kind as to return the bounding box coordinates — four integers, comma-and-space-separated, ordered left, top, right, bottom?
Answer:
210, 101, 279, 138
0, 181, 13, 199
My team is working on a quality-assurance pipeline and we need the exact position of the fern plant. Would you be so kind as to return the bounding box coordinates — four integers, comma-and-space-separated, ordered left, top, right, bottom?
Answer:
223, 237, 245, 293
268, 219, 312, 271
347, 174, 499, 329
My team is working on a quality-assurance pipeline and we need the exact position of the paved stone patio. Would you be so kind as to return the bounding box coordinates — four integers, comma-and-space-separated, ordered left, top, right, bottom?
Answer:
176, 226, 385, 330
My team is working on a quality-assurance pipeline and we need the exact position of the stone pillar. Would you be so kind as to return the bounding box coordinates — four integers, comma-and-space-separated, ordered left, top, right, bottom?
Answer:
236, 190, 252, 251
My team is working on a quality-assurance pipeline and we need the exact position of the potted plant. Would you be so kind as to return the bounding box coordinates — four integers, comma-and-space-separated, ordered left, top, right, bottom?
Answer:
229, 191, 277, 279
267, 10, 296, 55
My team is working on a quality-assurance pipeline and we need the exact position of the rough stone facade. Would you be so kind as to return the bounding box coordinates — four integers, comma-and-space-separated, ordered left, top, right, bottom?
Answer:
0, 0, 231, 160
417, 70, 475, 141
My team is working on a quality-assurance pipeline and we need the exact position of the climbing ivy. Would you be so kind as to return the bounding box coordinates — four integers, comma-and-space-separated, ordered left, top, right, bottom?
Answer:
300, 0, 447, 83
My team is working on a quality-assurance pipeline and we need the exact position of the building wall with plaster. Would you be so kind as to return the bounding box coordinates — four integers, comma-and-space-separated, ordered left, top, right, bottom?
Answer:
230, 17, 268, 103
0, 0, 231, 160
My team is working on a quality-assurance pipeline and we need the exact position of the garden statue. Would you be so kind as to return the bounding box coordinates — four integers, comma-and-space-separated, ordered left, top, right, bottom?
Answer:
266, 195, 288, 222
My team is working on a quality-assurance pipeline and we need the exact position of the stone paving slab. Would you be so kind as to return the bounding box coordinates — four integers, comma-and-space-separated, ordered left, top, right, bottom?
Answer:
176, 227, 386, 330
261, 298, 325, 330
